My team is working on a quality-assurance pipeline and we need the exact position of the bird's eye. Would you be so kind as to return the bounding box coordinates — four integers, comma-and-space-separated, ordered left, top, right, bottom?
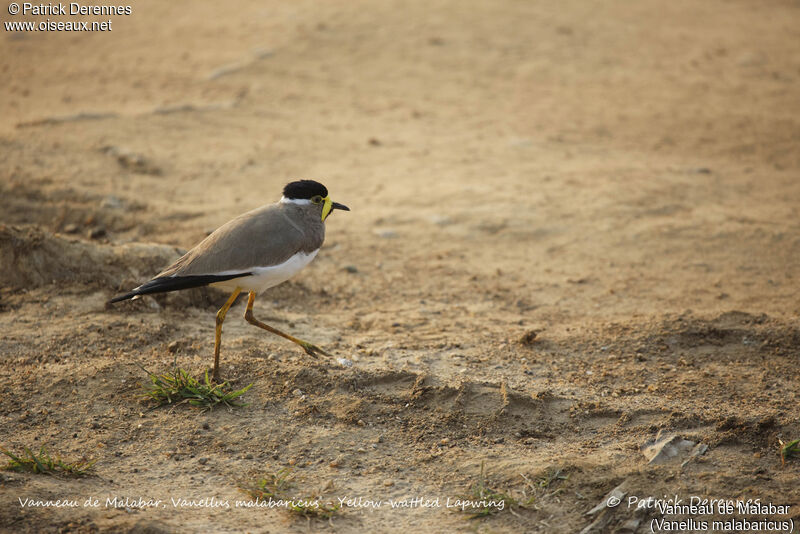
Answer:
311, 195, 323, 204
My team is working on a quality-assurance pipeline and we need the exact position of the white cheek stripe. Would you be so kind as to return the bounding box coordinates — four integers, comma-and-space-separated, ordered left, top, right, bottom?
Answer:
280, 196, 312, 205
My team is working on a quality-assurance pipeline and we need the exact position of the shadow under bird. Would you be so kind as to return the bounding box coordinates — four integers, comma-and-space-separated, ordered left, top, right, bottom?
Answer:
109, 180, 349, 381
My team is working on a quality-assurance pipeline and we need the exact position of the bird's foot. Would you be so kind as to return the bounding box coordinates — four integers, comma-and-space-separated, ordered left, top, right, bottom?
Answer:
298, 340, 331, 358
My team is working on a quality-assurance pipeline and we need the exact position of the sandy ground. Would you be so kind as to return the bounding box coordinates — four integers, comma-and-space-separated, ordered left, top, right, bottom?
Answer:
1, 1, 800, 532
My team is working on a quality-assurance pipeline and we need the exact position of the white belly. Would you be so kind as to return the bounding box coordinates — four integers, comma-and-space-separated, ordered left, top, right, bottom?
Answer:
210, 249, 319, 293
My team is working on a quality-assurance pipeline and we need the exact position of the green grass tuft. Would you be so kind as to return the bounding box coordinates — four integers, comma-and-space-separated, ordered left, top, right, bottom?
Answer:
1, 446, 95, 477
242, 467, 341, 519
141, 364, 253, 409
455, 461, 535, 518
534, 467, 569, 492
251, 467, 294, 499
780, 438, 800, 466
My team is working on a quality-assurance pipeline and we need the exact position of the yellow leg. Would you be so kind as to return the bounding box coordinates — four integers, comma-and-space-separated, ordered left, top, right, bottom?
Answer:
213, 288, 242, 381
243, 291, 330, 358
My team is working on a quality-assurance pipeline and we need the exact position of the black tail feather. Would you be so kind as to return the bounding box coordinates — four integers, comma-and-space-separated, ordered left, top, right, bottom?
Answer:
108, 273, 250, 303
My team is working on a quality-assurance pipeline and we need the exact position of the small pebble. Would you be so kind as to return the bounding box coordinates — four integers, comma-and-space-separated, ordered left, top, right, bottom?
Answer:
87, 227, 106, 239
519, 330, 538, 345
101, 195, 123, 209
428, 214, 452, 226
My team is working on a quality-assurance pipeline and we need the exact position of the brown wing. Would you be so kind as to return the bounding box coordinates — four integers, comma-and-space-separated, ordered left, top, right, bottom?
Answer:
158, 203, 312, 277
108, 202, 325, 303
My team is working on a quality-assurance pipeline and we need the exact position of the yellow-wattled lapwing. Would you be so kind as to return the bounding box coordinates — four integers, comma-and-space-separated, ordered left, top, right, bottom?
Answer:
109, 180, 349, 381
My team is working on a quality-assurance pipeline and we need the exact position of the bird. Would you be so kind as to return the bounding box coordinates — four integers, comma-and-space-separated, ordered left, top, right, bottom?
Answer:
109, 179, 349, 382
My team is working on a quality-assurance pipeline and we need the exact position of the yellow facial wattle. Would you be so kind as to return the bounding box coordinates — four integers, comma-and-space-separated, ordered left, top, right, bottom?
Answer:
321, 196, 333, 221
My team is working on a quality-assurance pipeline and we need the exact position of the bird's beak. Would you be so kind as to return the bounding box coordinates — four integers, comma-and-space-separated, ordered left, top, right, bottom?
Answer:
321, 197, 350, 221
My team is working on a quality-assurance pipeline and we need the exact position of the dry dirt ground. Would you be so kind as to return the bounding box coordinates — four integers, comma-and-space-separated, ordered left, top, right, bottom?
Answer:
1, 1, 800, 532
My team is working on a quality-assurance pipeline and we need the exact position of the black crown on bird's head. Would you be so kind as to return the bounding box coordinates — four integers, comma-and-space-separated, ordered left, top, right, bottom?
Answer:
283, 180, 328, 200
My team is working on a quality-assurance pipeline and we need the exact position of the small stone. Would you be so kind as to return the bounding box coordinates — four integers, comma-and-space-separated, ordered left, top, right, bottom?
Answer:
428, 214, 453, 226
87, 227, 107, 239
737, 51, 766, 67
343, 265, 358, 274
641, 431, 700, 465
198, 458, 208, 465
102, 145, 161, 175
519, 330, 538, 345
101, 195, 124, 209
292, 388, 303, 397
63, 223, 79, 234
167, 341, 181, 354
375, 229, 398, 239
